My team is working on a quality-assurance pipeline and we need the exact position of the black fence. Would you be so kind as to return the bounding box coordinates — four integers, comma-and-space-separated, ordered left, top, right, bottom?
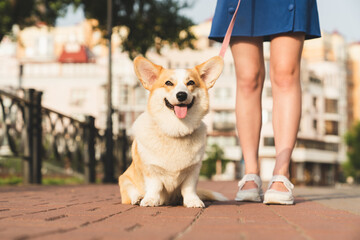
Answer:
0, 88, 130, 184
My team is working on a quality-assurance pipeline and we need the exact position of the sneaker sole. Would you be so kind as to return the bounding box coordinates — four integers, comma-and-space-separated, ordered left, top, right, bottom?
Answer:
263, 197, 294, 205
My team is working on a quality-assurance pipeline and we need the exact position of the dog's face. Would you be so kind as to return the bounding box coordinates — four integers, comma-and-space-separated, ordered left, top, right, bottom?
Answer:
134, 56, 223, 137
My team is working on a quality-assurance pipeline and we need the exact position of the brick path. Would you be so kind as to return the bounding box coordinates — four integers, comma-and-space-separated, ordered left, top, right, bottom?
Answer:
1, 181, 360, 240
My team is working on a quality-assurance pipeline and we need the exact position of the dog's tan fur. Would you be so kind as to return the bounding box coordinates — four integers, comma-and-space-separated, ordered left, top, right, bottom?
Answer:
119, 56, 226, 207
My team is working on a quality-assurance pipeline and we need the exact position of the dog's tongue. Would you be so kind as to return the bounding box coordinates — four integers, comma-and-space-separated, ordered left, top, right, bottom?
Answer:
174, 106, 188, 119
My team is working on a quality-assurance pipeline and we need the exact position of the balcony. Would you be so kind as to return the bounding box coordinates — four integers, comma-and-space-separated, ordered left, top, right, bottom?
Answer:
212, 122, 235, 132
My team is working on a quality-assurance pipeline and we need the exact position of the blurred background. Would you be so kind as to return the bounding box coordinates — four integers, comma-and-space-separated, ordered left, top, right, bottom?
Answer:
0, 0, 359, 186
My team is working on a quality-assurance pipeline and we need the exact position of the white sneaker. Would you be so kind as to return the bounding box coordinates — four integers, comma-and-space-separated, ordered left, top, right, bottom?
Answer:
235, 174, 263, 202
263, 175, 294, 205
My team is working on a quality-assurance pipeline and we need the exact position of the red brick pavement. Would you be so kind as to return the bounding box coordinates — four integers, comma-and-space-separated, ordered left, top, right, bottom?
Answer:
0, 181, 359, 240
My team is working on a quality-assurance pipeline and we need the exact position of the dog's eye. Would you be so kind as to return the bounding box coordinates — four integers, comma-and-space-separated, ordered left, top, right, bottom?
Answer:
165, 81, 174, 86
187, 80, 195, 86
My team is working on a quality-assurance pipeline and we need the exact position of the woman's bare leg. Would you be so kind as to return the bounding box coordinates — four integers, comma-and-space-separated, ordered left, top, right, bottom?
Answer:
269, 33, 305, 191
231, 37, 265, 190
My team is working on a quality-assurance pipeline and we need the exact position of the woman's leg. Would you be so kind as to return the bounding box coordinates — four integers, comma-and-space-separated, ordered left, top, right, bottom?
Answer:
269, 33, 305, 191
231, 37, 265, 190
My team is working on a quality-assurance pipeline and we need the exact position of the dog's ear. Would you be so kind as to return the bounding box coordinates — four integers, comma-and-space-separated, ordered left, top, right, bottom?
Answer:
195, 56, 223, 89
134, 56, 163, 90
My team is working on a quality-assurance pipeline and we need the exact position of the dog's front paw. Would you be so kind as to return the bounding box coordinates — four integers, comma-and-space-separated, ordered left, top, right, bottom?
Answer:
183, 197, 205, 208
140, 197, 161, 207
131, 196, 143, 205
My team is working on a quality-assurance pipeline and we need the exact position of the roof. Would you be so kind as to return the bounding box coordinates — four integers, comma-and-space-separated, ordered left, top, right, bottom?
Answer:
58, 45, 95, 63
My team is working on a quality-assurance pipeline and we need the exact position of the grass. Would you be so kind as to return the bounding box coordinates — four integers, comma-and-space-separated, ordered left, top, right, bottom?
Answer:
0, 175, 23, 185
1, 157, 86, 185
0, 176, 85, 186
42, 176, 84, 185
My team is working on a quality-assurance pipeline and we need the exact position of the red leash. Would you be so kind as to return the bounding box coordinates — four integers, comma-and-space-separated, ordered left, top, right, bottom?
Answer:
219, 0, 242, 58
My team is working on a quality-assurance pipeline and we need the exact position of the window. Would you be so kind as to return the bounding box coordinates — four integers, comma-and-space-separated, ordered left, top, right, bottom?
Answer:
313, 119, 317, 130
208, 39, 215, 48
325, 121, 338, 135
312, 97, 317, 109
264, 137, 275, 146
119, 85, 129, 105
118, 113, 125, 123
296, 139, 338, 152
309, 76, 321, 84
325, 99, 338, 113
213, 111, 235, 131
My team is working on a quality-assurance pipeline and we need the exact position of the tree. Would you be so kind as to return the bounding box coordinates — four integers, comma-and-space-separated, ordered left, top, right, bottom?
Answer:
78, 0, 196, 59
1, 0, 196, 60
0, 0, 74, 41
344, 121, 360, 183
200, 144, 228, 179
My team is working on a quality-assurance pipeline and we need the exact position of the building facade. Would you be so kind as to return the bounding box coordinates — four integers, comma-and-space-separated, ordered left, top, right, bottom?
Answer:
348, 43, 360, 126
0, 20, 350, 185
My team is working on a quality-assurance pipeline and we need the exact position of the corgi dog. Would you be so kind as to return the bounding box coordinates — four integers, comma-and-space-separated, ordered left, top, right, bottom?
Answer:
119, 56, 226, 208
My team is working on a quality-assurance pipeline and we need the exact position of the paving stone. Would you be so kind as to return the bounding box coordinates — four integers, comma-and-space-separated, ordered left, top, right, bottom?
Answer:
1, 181, 360, 240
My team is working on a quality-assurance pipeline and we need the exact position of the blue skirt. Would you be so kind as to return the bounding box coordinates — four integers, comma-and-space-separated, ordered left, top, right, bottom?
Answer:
209, 0, 321, 42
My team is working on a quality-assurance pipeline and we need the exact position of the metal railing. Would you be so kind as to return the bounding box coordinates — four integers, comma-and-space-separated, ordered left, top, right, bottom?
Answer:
0, 88, 130, 184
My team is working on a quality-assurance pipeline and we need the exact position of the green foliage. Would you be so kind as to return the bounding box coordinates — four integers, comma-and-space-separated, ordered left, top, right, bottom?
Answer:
0, 0, 73, 41
79, 0, 196, 59
200, 144, 228, 179
0, 157, 23, 185
1, 0, 196, 60
42, 176, 84, 185
0, 176, 84, 185
0, 1, 12, 40
0, 157, 23, 173
344, 121, 360, 182
0, 175, 84, 186
0, 175, 23, 185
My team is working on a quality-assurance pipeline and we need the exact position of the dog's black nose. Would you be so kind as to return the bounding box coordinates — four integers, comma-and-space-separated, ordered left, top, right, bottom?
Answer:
176, 92, 188, 102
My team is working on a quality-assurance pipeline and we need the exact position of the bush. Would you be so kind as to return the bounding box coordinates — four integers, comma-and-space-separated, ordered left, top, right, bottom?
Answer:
200, 144, 228, 179
344, 121, 360, 183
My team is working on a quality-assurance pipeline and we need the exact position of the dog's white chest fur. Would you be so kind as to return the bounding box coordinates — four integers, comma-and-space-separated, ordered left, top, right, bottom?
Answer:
133, 111, 207, 176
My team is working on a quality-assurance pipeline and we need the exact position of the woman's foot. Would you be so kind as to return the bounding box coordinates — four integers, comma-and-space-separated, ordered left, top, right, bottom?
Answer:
263, 175, 294, 205
269, 181, 289, 192
235, 174, 263, 202
241, 181, 259, 190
